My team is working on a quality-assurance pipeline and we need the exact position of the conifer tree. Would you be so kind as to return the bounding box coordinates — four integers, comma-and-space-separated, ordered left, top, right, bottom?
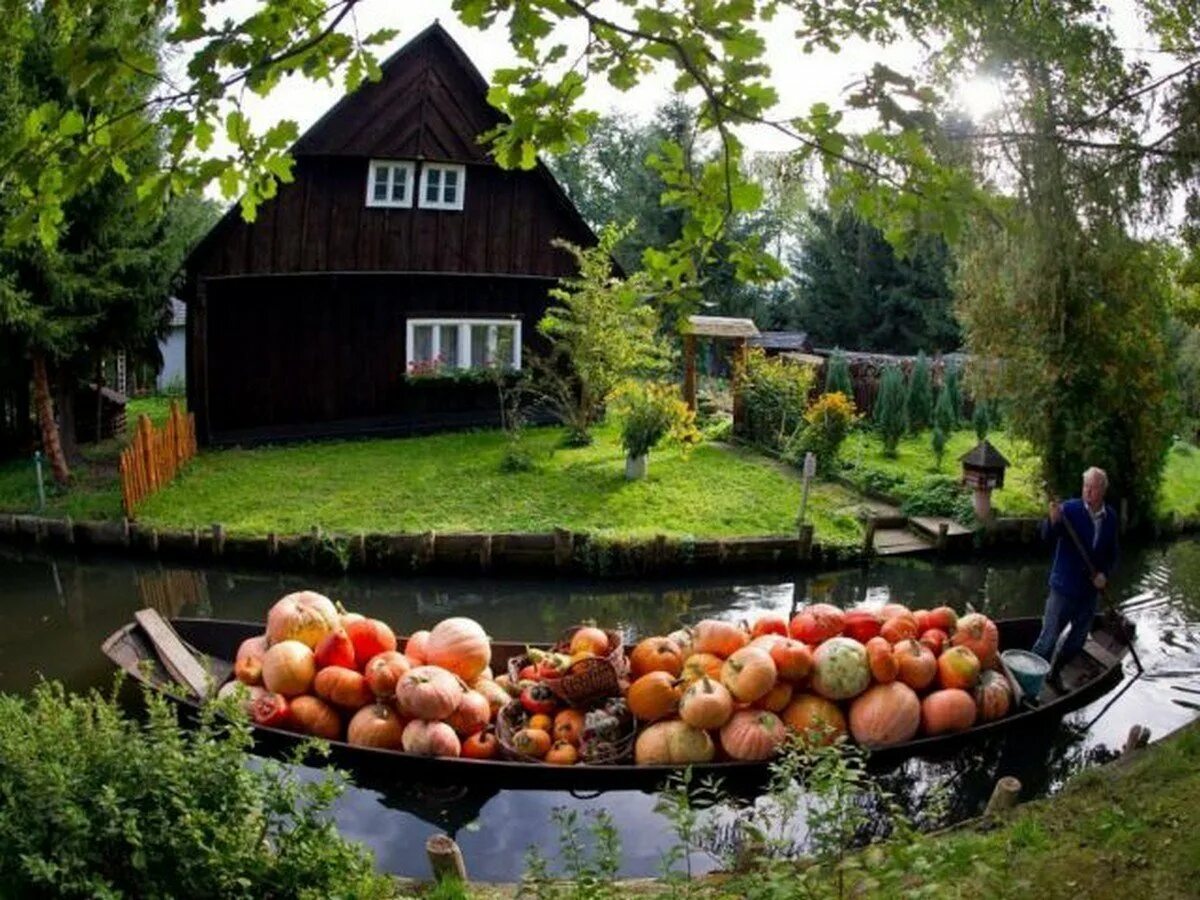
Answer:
906, 353, 933, 433
943, 365, 963, 424
932, 385, 956, 469
973, 399, 990, 441
874, 364, 907, 457
824, 350, 853, 398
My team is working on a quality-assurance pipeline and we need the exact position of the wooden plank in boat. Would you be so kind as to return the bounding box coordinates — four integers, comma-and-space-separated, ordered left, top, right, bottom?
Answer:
134, 609, 213, 700
1083, 637, 1120, 671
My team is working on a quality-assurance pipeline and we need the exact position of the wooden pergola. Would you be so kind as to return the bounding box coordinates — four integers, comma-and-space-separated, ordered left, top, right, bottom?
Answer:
682, 315, 760, 428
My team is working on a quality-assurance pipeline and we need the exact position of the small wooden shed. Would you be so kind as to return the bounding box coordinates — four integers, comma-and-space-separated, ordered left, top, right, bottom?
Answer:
681, 316, 760, 428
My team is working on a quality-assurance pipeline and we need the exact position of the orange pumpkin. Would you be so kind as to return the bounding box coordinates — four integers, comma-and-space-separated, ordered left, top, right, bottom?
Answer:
926, 606, 959, 635
951, 613, 1000, 668
425, 617, 491, 682
627, 671, 683, 722
512, 727, 552, 758
288, 695, 342, 740
347, 703, 406, 750
446, 689, 492, 736
462, 729, 499, 759
880, 614, 919, 644
848, 682, 921, 748
879, 603, 912, 620
313, 665, 374, 710
363, 651, 412, 699
769, 639, 814, 682
395, 665, 464, 720
921, 689, 977, 735
679, 676, 734, 730
753, 680, 794, 713
788, 603, 846, 644
892, 639, 937, 691
691, 619, 749, 658
343, 618, 397, 668
545, 740, 579, 765
937, 645, 981, 691
634, 721, 715, 765
720, 646, 777, 703
404, 630, 431, 666
630, 637, 685, 678
265, 591, 340, 648
680, 653, 725, 685
528, 713, 553, 732
553, 709, 586, 746
781, 694, 847, 746
919, 628, 948, 657
865, 636, 898, 684
750, 616, 789, 639
975, 670, 1013, 722
235, 635, 268, 685
720, 710, 788, 761
843, 608, 883, 644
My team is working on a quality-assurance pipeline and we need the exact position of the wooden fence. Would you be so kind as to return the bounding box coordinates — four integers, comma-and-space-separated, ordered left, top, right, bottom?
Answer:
120, 401, 197, 516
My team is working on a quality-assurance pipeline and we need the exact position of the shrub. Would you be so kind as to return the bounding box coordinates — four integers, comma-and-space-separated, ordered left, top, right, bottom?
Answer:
0, 680, 393, 900
943, 364, 964, 424
824, 350, 853, 399
906, 352, 933, 432
973, 397, 991, 440
742, 348, 817, 451
932, 385, 957, 470
873, 364, 907, 457
792, 391, 858, 475
899, 475, 975, 522
611, 381, 699, 459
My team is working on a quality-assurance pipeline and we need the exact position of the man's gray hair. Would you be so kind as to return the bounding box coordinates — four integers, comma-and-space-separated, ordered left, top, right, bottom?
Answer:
1083, 466, 1108, 491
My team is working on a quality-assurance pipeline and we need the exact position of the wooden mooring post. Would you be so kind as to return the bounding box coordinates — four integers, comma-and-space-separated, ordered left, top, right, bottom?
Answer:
426, 833, 467, 884
984, 776, 1022, 816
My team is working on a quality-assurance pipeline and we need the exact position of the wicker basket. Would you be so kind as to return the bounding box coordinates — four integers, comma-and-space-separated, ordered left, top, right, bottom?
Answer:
495, 698, 636, 765
506, 626, 629, 693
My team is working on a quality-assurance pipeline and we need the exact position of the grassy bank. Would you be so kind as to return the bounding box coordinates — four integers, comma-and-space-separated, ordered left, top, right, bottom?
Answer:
0, 421, 868, 544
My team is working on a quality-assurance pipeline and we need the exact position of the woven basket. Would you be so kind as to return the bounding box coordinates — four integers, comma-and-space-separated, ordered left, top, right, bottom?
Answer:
506, 626, 629, 691
495, 698, 636, 765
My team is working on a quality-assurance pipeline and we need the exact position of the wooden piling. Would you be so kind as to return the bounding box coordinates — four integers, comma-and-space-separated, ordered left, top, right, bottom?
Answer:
425, 833, 467, 883
984, 776, 1022, 816
1121, 724, 1150, 759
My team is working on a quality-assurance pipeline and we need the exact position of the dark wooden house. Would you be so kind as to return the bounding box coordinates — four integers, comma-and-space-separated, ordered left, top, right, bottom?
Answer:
181, 23, 597, 445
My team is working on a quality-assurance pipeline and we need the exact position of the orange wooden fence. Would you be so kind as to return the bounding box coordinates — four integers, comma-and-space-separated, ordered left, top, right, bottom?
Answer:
119, 401, 197, 517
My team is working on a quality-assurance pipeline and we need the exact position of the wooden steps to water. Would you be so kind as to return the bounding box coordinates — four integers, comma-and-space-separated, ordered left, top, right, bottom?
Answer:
866, 513, 975, 557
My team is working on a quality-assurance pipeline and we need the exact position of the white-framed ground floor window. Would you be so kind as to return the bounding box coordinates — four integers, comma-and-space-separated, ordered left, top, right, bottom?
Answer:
406, 318, 522, 374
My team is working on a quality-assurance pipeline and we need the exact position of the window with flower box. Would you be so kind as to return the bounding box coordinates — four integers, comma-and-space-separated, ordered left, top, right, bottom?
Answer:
406, 319, 521, 375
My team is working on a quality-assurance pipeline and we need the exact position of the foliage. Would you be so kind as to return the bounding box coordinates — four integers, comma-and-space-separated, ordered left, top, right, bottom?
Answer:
1174, 325, 1200, 440
899, 475, 975, 523
972, 397, 991, 441
931, 385, 957, 470
791, 209, 961, 354
823, 350, 853, 399
0, 679, 391, 899
790, 391, 858, 475
534, 224, 669, 445
905, 353, 933, 433
610, 380, 699, 460
943, 364, 963, 425
872, 365, 907, 458
740, 349, 817, 452
520, 807, 622, 900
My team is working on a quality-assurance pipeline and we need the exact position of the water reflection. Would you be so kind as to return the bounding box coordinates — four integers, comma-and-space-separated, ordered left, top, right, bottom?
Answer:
0, 540, 1198, 879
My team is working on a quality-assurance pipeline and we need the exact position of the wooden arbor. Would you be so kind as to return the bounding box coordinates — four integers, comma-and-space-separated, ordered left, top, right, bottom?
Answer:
682, 316, 760, 430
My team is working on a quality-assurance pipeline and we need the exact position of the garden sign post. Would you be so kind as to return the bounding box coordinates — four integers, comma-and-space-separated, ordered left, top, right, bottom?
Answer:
798, 451, 816, 526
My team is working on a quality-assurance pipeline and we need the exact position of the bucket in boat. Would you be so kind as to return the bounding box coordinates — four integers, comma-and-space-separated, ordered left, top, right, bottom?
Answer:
1001, 649, 1051, 696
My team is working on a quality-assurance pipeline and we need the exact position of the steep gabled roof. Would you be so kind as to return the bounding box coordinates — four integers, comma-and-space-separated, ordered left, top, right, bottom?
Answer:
960, 439, 1010, 470
293, 21, 499, 162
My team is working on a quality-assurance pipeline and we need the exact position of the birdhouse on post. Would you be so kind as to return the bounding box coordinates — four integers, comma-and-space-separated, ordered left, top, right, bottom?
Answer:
960, 440, 1010, 521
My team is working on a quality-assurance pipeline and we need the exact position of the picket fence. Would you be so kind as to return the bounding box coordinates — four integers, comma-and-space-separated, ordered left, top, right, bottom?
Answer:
119, 401, 197, 516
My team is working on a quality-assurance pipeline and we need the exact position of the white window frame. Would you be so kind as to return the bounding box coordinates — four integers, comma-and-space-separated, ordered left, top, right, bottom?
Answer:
406, 318, 522, 373
366, 159, 414, 208
418, 163, 466, 211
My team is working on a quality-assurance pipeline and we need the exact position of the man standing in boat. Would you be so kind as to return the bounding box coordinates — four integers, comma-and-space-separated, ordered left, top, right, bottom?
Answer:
1033, 466, 1119, 687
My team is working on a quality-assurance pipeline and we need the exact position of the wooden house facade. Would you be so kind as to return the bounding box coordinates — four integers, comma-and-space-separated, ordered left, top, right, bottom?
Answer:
181, 23, 596, 445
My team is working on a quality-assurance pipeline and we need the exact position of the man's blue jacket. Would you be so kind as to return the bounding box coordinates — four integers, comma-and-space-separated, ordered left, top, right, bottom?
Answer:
1041, 498, 1119, 602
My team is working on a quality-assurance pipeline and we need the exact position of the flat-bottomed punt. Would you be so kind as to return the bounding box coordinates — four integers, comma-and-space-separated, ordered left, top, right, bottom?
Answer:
102, 613, 1135, 790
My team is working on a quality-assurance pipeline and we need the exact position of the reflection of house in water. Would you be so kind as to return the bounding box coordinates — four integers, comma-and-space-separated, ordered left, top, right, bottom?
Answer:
136, 568, 211, 618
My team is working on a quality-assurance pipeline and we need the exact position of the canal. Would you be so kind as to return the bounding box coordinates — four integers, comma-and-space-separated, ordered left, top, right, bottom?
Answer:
1, 538, 1198, 879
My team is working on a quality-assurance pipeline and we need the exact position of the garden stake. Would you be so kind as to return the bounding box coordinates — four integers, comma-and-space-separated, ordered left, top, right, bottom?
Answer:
34, 450, 45, 511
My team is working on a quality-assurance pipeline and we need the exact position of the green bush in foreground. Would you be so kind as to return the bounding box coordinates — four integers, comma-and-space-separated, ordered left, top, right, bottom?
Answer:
0, 680, 393, 900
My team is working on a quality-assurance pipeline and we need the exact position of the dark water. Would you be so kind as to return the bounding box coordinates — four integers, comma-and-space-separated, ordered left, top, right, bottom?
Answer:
1, 539, 1198, 880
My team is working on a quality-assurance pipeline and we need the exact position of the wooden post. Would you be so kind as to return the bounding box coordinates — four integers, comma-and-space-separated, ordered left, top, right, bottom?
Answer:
1121, 724, 1150, 759
731, 337, 748, 434
211, 523, 225, 557
984, 776, 1022, 816
936, 521, 949, 551
425, 833, 467, 883
267, 531, 279, 559
683, 333, 698, 412
553, 527, 574, 570
798, 523, 814, 561
478, 533, 492, 573
63, 515, 74, 545
863, 519, 877, 557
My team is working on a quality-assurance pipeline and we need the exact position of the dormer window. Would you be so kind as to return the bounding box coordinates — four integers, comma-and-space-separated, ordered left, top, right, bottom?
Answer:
419, 163, 465, 211
366, 160, 413, 208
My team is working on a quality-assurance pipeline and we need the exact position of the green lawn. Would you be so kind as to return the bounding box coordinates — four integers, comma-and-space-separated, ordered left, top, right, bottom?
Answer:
839, 427, 1044, 517
1159, 440, 1200, 524
127, 423, 867, 543
126, 394, 183, 427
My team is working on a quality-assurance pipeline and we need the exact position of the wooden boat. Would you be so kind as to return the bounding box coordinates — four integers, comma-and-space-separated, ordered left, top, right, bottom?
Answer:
102, 612, 1136, 791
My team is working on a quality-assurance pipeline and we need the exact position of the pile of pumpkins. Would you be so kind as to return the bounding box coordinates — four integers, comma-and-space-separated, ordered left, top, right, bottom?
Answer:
219, 591, 509, 758
627, 603, 1012, 765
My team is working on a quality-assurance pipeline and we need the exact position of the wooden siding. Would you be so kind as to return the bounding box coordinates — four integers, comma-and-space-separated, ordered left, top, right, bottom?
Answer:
191, 157, 590, 281
195, 273, 553, 438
